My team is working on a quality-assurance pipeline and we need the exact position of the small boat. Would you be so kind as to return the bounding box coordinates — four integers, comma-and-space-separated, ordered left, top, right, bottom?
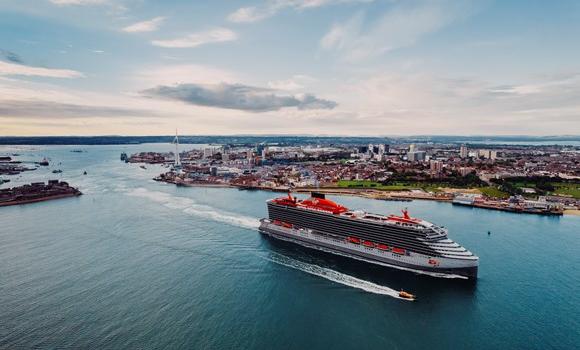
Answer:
52, 169, 62, 174
399, 290, 415, 300
83, 171, 87, 175
140, 165, 147, 170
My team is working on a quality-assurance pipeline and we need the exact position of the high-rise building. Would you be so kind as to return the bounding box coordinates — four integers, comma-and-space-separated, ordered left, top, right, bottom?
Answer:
459, 167, 473, 176
409, 143, 416, 152
203, 148, 214, 159
222, 147, 229, 161
460, 144, 468, 158
256, 143, 265, 155
407, 151, 426, 162
478, 149, 497, 160
367, 143, 374, 157
430, 160, 443, 173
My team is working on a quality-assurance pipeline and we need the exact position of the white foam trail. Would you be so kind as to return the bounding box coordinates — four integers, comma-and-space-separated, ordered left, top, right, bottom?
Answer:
126, 187, 259, 230
266, 253, 413, 300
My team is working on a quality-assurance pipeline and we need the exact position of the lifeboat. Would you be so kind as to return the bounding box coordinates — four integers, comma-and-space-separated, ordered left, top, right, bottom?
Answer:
376, 244, 389, 251
392, 247, 406, 255
399, 290, 415, 300
347, 236, 361, 244
281, 222, 293, 228
428, 259, 439, 266
363, 241, 375, 248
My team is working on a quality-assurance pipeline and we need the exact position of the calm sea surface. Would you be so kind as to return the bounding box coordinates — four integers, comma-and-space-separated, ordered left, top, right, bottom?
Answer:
1, 145, 579, 350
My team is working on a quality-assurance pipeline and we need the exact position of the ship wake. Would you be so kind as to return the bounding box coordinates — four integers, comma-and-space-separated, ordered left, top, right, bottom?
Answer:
266, 253, 412, 300
126, 187, 259, 230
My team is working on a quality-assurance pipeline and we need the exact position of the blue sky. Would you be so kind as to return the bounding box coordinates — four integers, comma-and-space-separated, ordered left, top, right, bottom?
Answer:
1, 0, 579, 136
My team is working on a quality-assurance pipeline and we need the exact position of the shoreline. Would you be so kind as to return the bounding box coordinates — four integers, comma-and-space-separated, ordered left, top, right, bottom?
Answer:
155, 179, 578, 216
0, 192, 81, 207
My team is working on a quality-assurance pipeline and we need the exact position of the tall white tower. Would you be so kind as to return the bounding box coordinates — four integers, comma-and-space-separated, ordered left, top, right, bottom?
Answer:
173, 129, 181, 169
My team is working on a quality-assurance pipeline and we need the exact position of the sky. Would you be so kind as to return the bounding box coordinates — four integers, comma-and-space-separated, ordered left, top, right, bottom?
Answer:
0, 0, 579, 136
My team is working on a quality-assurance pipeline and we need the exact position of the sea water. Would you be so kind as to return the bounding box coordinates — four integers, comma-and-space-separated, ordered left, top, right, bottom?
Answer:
0, 144, 578, 349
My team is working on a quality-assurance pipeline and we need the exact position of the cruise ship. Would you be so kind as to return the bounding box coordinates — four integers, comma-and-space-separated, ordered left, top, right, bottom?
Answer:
259, 193, 478, 279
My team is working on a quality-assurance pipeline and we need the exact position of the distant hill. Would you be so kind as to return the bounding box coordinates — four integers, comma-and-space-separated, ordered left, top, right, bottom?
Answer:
0, 135, 578, 146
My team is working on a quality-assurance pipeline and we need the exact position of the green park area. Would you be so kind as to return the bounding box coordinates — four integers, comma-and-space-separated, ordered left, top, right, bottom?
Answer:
337, 180, 466, 193
336, 178, 580, 200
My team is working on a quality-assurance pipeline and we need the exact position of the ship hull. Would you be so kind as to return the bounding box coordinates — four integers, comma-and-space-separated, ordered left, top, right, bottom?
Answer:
259, 220, 478, 280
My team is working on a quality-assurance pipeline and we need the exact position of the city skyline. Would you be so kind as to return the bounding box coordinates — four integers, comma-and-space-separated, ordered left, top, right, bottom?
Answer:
1, 0, 580, 136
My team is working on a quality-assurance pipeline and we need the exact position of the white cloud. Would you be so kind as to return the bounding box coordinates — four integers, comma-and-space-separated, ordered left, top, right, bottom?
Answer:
0, 61, 84, 78
268, 75, 317, 90
228, 6, 276, 23
228, 0, 373, 23
328, 71, 580, 135
151, 28, 237, 48
122, 16, 165, 33
49, 0, 108, 5
320, 1, 478, 62
268, 79, 304, 91
133, 64, 239, 86
141, 82, 337, 112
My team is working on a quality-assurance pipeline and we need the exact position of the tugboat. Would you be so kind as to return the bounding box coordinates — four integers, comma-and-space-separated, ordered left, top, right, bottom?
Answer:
399, 290, 416, 300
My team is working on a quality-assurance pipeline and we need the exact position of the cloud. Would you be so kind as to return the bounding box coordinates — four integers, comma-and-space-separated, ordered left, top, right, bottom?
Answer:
228, 0, 373, 23
133, 64, 238, 86
49, 0, 108, 5
0, 100, 156, 119
122, 16, 165, 33
268, 75, 317, 90
1, 50, 24, 64
0, 61, 84, 78
320, 1, 478, 61
151, 28, 237, 48
141, 82, 337, 112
